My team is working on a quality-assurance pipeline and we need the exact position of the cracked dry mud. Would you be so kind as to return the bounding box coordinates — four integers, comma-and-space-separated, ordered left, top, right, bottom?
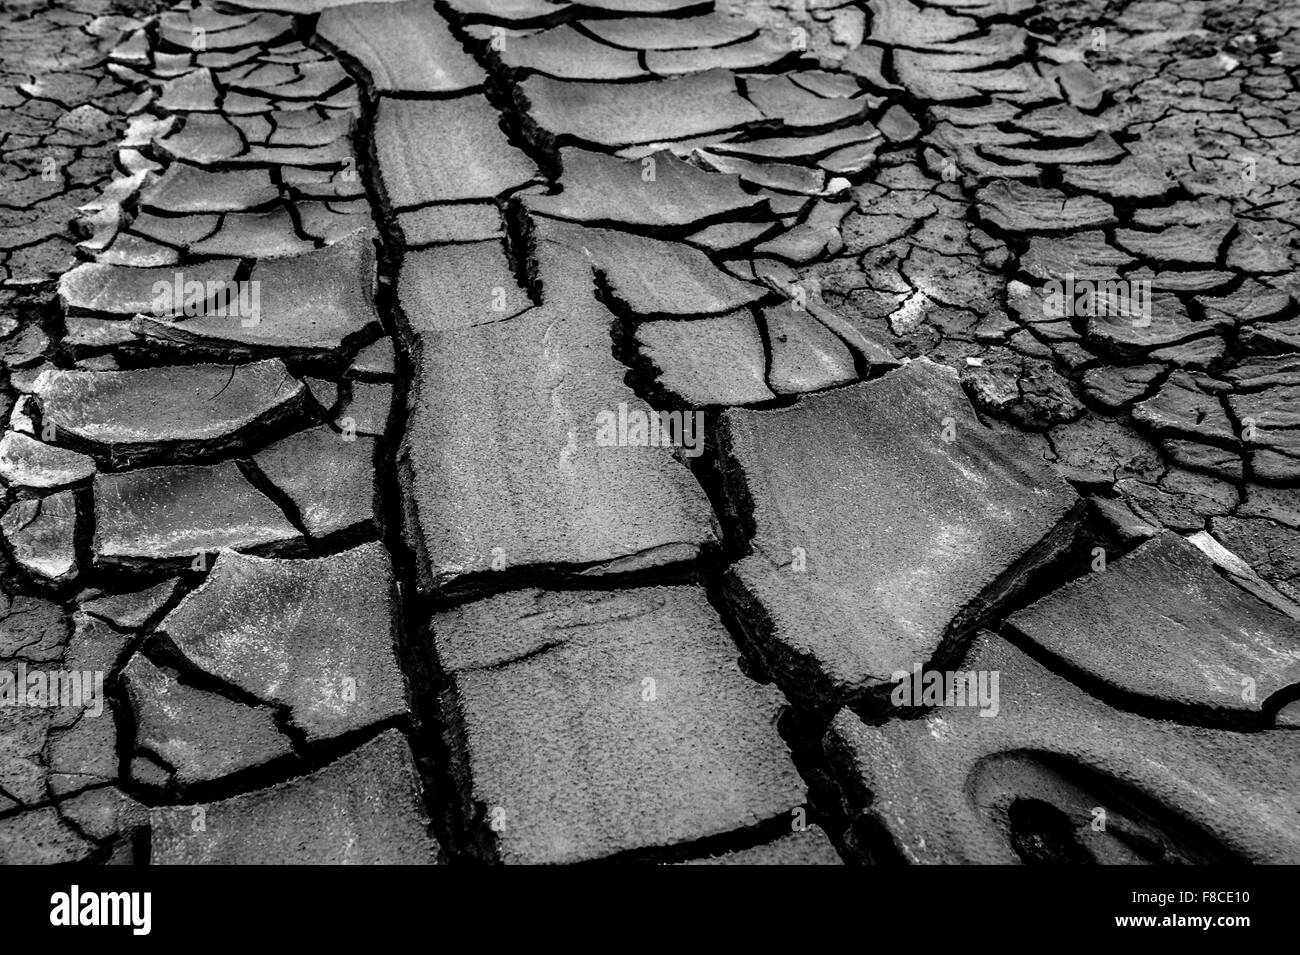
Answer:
0, 0, 1297, 866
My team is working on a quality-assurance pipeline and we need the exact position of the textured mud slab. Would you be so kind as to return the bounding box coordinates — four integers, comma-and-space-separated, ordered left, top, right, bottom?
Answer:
149, 730, 444, 864
156, 544, 407, 742
396, 243, 721, 596
719, 359, 1082, 703
1, 0, 1298, 866
1006, 533, 1300, 724
825, 634, 1300, 864
436, 586, 805, 863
